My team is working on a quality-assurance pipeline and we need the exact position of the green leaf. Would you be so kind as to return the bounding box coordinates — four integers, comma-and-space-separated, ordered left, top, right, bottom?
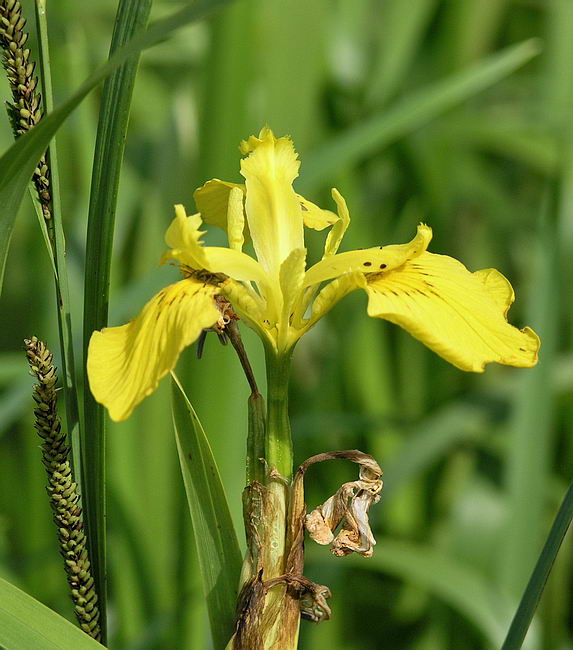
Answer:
300, 38, 541, 192
80, 0, 153, 641
0, 0, 233, 293
171, 374, 242, 649
0, 577, 105, 649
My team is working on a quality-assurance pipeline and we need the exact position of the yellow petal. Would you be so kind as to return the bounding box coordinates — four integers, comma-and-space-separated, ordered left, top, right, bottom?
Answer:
365, 252, 540, 371
304, 224, 432, 288
193, 179, 245, 232
240, 127, 304, 276
161, 205, 268, 286
297, 194, 338, 231
87, 278, 221, 421
323, 188, 351, 257
278, 248, 307, 348
227, 186, 245, 251
162, 204, 209, 269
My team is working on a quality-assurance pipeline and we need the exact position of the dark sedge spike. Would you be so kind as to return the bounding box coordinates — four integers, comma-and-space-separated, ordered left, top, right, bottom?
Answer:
24, 336, 101, 641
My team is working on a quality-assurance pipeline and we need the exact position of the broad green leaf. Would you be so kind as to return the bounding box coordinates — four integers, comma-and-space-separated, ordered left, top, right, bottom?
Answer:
300, 38, 541, 192
0, 0, 233, 293
0, 577, 105, 649
171, 374, 242, 650
80, 0, 153, 641
502, 479, 573, 649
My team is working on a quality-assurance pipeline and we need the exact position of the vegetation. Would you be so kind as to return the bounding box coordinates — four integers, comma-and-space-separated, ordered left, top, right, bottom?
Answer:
0, 1, 571, 648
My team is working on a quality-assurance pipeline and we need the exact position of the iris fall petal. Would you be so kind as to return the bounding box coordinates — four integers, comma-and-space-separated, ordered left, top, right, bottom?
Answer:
365, 252, 540, 371
87, 278, 220, 421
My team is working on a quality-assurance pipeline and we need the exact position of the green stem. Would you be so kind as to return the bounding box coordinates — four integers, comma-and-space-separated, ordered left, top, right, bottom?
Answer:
261, 347, 299, 649
264, 348, 294, 482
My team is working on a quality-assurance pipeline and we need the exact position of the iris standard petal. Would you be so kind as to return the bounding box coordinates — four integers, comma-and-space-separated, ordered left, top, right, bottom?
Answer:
240, 127, 304, 276
365, 252, 540, 371
304, 224, 432, 288
87, 278, 220, 421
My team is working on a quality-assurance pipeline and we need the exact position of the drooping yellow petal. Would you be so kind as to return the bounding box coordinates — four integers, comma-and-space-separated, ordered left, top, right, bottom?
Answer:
365, 252, 540, 371
304, 224, 432, 288
87, 278, 221, 421
240, 127, 304, 276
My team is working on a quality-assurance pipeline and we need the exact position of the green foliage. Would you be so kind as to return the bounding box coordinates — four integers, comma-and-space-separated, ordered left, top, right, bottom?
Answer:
0, 577, 104, 649
0, 0, 572, 649
171, 374, 241, 649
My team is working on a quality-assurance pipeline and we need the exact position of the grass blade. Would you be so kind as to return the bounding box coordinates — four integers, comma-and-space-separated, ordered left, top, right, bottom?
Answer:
34, 0, 82, 487
171, 373, 242, 649
0, 0, 233, 293
502, 480, 573, 649
80, 0, 152, 640
0, 577, 105, 650
300, 38, 541, 192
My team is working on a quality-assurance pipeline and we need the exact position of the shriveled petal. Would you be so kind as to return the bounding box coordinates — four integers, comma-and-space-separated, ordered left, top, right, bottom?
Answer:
297, 194, 338, 231
365, 252, 540, 371
87, 279, 221, 421
240, 127, 304, 276
193, 179, 245, 232
304, 224, 432, 288
161, 205, 268, 286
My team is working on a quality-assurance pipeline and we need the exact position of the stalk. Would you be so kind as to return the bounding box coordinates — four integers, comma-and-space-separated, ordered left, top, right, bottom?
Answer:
233, 346, 299, 649
259, 347, 299, 649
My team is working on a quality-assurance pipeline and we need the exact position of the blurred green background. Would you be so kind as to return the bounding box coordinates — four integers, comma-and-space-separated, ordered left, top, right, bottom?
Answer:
1, 0, 572, 648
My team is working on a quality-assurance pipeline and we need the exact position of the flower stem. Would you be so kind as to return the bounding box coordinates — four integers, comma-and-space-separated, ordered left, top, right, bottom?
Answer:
262, 347, 299, 648
264, 348, 293, 481
233, 347, 299, 649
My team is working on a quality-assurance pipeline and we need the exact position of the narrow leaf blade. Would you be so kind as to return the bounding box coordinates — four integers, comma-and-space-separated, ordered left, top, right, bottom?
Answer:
80, 1, 153, 640
502, 480, 573, 649
171, 374, 241, 649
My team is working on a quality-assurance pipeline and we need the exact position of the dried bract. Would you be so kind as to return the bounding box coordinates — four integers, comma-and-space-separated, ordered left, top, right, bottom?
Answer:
303, 452, 382, 557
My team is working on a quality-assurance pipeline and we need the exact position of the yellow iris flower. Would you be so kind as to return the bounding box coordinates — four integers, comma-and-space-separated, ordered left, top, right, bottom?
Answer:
87, 127, 540, 422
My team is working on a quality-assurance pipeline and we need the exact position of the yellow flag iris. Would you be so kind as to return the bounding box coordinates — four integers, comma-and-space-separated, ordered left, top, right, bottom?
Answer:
87, 127, 540, 421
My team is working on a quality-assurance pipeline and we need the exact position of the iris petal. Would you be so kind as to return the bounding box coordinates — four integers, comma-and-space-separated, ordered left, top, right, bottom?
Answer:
87, 278, 221, 421
193, 179, 245, 233
365, 252, 540, 371
240, 127, 304, 276
304, 224, 432, 288
161, 205, 268, 286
